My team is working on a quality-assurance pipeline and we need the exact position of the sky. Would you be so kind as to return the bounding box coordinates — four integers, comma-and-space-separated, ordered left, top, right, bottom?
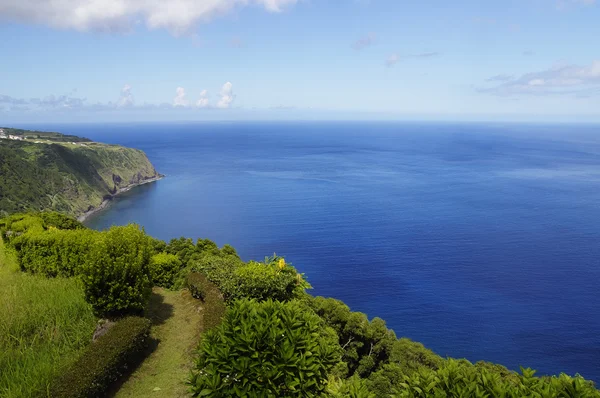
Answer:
1, 0, 600, 123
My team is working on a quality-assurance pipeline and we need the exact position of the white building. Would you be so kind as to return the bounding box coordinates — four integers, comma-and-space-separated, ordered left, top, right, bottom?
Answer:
8, 135, 24, 141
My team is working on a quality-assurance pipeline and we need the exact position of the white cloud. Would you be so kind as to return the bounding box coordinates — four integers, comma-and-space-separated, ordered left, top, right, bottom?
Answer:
0, 0, 298, 35
117, 84, 134, 107
480, 60, 600, 96
196, 89, 209, 108
217, 82, 234, 109
173, 87, 188, 107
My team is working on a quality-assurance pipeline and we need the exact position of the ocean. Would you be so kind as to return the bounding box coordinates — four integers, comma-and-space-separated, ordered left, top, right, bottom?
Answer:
32, 121, 600, 381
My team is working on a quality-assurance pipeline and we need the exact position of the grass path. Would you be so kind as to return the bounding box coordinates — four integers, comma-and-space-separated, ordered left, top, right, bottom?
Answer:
113, 288, 203, 398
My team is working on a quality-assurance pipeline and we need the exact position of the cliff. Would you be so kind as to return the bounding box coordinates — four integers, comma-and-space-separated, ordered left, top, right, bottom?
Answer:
0, 127, 162, 219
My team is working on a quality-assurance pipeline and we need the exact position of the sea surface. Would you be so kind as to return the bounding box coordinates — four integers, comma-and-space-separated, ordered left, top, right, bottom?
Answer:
32, 121, 600, 381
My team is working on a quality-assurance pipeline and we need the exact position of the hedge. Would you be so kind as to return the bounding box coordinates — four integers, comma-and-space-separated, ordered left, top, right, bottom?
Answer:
13, 229, 99, 277
48, 316, 151, 398
186, 272, 226, 330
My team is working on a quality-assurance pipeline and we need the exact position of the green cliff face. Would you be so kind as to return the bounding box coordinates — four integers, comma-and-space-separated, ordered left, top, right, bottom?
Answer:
0, 128, 161, 218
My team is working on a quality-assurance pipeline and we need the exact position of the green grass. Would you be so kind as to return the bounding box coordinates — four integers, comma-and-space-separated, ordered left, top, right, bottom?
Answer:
113, 288, 203, 398
0, 240, 97, 398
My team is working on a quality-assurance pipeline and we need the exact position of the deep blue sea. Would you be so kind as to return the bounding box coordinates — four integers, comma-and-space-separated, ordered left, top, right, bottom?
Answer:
28, 121, 600, 381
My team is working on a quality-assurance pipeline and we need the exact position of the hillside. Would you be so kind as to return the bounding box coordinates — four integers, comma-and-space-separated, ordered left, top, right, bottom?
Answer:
0, 127, 161, 219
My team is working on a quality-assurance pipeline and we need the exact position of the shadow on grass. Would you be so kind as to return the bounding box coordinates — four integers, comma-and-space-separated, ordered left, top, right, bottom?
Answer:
145, 290, 175, 327
106, 290, 174, 397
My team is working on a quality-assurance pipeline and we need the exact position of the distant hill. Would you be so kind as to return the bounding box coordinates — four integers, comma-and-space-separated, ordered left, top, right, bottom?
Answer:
0, 127, 162, 219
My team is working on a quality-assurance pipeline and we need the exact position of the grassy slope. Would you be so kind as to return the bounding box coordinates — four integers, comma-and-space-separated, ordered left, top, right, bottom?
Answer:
113, 288, 203, 398
0, 239, 97, 398
0, 139, 159, 217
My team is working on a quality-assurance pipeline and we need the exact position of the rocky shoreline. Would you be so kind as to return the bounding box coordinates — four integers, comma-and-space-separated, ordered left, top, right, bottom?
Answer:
77, 175, 164, 222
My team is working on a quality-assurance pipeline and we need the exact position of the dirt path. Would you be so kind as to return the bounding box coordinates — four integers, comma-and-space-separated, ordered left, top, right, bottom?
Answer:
114, 288, 203, 398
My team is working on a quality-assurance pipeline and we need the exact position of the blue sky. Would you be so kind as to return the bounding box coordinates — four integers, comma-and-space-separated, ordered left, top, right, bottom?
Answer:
1, 0, 599, 122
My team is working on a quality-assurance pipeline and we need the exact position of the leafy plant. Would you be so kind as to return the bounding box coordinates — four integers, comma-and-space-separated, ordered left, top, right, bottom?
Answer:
186, 272, 226, 330
149, 252, 182, 288
49, 316, 151, 398
81, 224, 152, 317
189, 299, 340, 397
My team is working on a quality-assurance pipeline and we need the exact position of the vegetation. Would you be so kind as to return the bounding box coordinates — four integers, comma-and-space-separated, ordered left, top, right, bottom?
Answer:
1, 211, 599, 397
149, 252, 182, 288
0, 128, 160, 218
114, 288, 204, 398
393, 359, 600, 397
186, 272, 227, 330
49, 316, 151, 398
81, 224, 153, 317
0, 244, 96, 398
189, 299, 339, 397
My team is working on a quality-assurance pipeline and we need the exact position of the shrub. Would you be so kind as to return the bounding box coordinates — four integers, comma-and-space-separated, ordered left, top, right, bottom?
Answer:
192, 254, 311, 303
308, 296, 398, 378
49, 316, 151, 398
38, 212, 84, 230
149, 252, 181, 288
13, 229, 99, 277
189, 299, 340, 397
395, 359, 600, 397
186, 272, 226, 330
327, 375, 375, 398
81, 225, 152, 317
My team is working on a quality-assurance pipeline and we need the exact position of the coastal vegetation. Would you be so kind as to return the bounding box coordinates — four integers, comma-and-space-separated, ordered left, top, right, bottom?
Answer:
1, 211, 599, 397
0, 128, 161, 218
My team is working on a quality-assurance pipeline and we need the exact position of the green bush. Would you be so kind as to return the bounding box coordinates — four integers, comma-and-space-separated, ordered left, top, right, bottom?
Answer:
49, 316, 151, 398
189, 299, 340, 397
327, 375, 375, 398
38, 212, 85, 230
149, 252, 181, 288
308, 296, 398, 378
81, 225, 152, 317
394, 359, 600, 397
192, 254, 311, 303
186, 272, 226, 330
13, 229, 99, 277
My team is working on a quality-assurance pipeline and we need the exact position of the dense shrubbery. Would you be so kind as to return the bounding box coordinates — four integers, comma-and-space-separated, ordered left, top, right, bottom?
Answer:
2, 212, 599, 397
189, 299, 339, 397
189, 253, 310, 303
393, 359, 600, 397
149, 252, 181, 288
49, 316, 151, 398
81, 225, 153, 317
13, 229, 99, 277
186, 272, 227, 330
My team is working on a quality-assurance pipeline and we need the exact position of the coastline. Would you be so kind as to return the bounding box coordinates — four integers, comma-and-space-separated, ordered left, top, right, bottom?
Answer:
77, 175, 164, 222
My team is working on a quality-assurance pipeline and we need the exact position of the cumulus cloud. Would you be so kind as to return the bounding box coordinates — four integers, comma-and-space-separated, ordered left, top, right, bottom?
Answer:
352, 33, 376, 51
480, 60, 600, 96
196, 89, 209, 108
0, 0, 298, 35
173, 87, 188, 107
117, 84, 134, 107
217, 82, 234, 109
